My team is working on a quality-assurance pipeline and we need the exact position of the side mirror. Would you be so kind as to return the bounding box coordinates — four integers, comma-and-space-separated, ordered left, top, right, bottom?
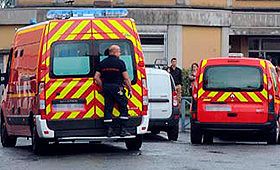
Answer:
0, 69, 7, 85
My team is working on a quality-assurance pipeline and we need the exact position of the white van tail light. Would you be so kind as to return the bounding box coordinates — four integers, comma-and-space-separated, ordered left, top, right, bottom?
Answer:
38, 82, 46, 118
172, 91, 178, 107
142, 78, 148, 115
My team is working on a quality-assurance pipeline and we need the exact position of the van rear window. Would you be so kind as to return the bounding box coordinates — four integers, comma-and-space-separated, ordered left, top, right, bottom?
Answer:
204, 66, 263, 91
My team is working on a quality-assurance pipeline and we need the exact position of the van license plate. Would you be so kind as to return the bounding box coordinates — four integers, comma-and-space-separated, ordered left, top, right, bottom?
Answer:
53, 103, 85, 112
205, 105, 232, 112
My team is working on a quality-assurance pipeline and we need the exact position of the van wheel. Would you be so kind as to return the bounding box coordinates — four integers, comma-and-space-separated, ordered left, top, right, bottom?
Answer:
167, 125, 179, 141
267, 121, 279, 145
32, 126, 48, 154
1, 118, 17, 147
203, 134, 213, 144
125, 135, 143, 151
191, 123, 202, 144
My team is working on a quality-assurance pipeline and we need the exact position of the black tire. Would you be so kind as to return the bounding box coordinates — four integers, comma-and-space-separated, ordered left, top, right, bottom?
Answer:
167, 125, 179, 141
1, 117, 17, 147
125, 135, 143, 151
190, 123, 202, 144
203, 134, 213, 144
267, 121, 279, 145
32, 126, 48, 154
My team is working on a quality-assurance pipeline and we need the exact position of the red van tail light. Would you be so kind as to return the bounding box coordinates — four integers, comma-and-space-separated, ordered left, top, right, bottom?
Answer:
172, 91, 178, 107
142, 78, 148, 115
38, 82, 46, 118
267, 79, 275, 122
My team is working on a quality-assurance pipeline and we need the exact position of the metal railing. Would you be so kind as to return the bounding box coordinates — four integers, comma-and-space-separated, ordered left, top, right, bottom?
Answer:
181, 96, 192, 132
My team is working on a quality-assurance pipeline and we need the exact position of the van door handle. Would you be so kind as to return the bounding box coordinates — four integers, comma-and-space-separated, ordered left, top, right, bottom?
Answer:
228, 113, 237, 117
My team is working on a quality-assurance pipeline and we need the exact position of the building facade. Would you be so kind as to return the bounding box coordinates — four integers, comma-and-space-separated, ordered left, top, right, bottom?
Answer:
1, 0, 280, 70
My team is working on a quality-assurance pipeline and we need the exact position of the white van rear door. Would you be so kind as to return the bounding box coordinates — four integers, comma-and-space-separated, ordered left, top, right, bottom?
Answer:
147, 72, 172, 119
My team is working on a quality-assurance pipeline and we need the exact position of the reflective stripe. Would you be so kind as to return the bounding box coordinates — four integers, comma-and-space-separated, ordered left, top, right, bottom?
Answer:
120, 116, 129, 120
104, 119, 113, 123
199, 74, 203, 83
198, 88, 205, 98
263, 74, 267, 85
83, 107, 95, 118
207, 91, 218, 98
234, 92, 248, 102
247, 92, 262, 102
217, 92, 231, 102
260, 60, 266, 69
201, 59, 207, 68
261, 90, 268, 99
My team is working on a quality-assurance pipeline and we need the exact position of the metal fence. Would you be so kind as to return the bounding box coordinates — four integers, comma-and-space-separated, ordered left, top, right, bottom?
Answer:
181, 96, 192, 132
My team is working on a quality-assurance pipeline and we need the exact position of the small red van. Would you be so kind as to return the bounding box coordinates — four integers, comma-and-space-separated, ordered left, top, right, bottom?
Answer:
191, 57, 280, 144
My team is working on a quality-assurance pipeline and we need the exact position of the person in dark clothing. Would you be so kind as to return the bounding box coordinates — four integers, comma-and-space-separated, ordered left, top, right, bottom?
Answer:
94, 45, 132, 137
167, 58, 183, 112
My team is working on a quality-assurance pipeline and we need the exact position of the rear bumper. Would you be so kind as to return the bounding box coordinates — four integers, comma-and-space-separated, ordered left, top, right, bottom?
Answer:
148, 107, 179, 131
192, 121, 275, 134
35, 115, 147, 139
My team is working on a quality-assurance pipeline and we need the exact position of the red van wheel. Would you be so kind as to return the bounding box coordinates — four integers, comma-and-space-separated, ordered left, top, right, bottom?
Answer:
190, 123, 202, 144
1, 118, 17, 147
267, 121, 279, 145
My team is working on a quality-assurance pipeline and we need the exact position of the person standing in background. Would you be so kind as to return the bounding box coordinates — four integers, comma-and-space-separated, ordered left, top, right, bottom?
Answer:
167, 58, 183, 110
188, 63, 199, 96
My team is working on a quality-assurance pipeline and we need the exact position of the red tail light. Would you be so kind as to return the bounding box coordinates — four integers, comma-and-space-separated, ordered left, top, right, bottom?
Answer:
267, 80, 275, 121
172, 91, 178, 107
142, 78, 148, 115
38, 82, 46, 118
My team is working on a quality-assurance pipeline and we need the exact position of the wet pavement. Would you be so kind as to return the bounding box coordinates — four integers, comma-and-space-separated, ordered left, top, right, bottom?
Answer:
1, 129, 280, 170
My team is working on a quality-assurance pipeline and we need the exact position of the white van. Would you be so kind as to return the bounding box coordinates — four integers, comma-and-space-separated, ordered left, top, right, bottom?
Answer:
146, 68, 180, 141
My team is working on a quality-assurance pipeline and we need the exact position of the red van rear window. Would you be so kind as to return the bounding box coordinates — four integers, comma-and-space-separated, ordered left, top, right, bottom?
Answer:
203, 66, 263, 91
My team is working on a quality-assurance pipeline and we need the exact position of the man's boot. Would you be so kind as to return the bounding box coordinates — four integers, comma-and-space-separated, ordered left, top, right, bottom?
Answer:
120, 126, 131, 137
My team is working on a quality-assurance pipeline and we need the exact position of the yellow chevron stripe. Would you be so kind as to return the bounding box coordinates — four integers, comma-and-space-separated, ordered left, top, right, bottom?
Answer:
46, 80, 64, 99
83, 107, 95, 118
46, 104, 51, 115
67, 112, 80, 119
93, 20, 119, 39
42, 43, 47, 56
198, 88, 205, 98
45, 73, 50, 84
260, 60, 266, 69
47, 21, 75, 50
263, 74, 267, 85
86, 91, 94, 105
201, 59, 208, 68
96, 91, 104, 105
208, 91, 218, 97
48, 22, 58, 34
203, 99, 211, 102
81, 29, 92, 40
46, 56, 50, 67
128, 110, 138, 116
199, 74, 203, 83
130, 96, 142, 110
93, 33, 104, 39
18, 25, 45, 35
132, 84, 142, 96
96, 106, 104, 118
217, 92, 231, 102
123, 20, 133, 30
71, 79, 93, 99
261, 89, 268, 99
65, 20, 90, 40
56, 80, 80, 99
234, 92, 248, 102
248, 92, 262, 102
112, 107, 120, 117
51, 112, 64, 119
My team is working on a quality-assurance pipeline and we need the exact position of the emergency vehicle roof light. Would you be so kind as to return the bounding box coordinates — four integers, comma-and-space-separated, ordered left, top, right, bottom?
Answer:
46, 8, 128, 20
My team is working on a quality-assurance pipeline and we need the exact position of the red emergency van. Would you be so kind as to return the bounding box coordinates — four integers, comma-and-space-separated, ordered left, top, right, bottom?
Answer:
191, 57, 280, 144
0, 9, 149, 154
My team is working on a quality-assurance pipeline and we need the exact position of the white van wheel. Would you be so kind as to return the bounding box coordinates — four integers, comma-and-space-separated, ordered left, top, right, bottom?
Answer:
125, 135, 143, 151
167, 125, 179, 141
1, 116, 17, 147
32, 126, 48, 154
267, 121, 279, 145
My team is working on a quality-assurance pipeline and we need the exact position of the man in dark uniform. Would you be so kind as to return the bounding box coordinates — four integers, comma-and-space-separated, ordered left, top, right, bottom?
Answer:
94, 45, 132, 137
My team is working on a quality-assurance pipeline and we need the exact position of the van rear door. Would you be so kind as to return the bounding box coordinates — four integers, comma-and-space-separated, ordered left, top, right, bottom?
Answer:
197, 65, 268, 123
147, 69, 172, 119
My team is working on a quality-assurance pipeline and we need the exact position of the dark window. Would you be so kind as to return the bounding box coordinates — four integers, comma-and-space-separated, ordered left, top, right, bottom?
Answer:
94, 40, 137, 84
14, 50, 18, 58
51, 41, 92, 77
20, 49, 24, 57
204, 66, 263, 92
270, 68, 278, 91
140, 34, 164, 45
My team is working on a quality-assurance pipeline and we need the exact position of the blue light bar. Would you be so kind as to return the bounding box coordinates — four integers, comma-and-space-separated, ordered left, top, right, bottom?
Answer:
46, 8, 128, 19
